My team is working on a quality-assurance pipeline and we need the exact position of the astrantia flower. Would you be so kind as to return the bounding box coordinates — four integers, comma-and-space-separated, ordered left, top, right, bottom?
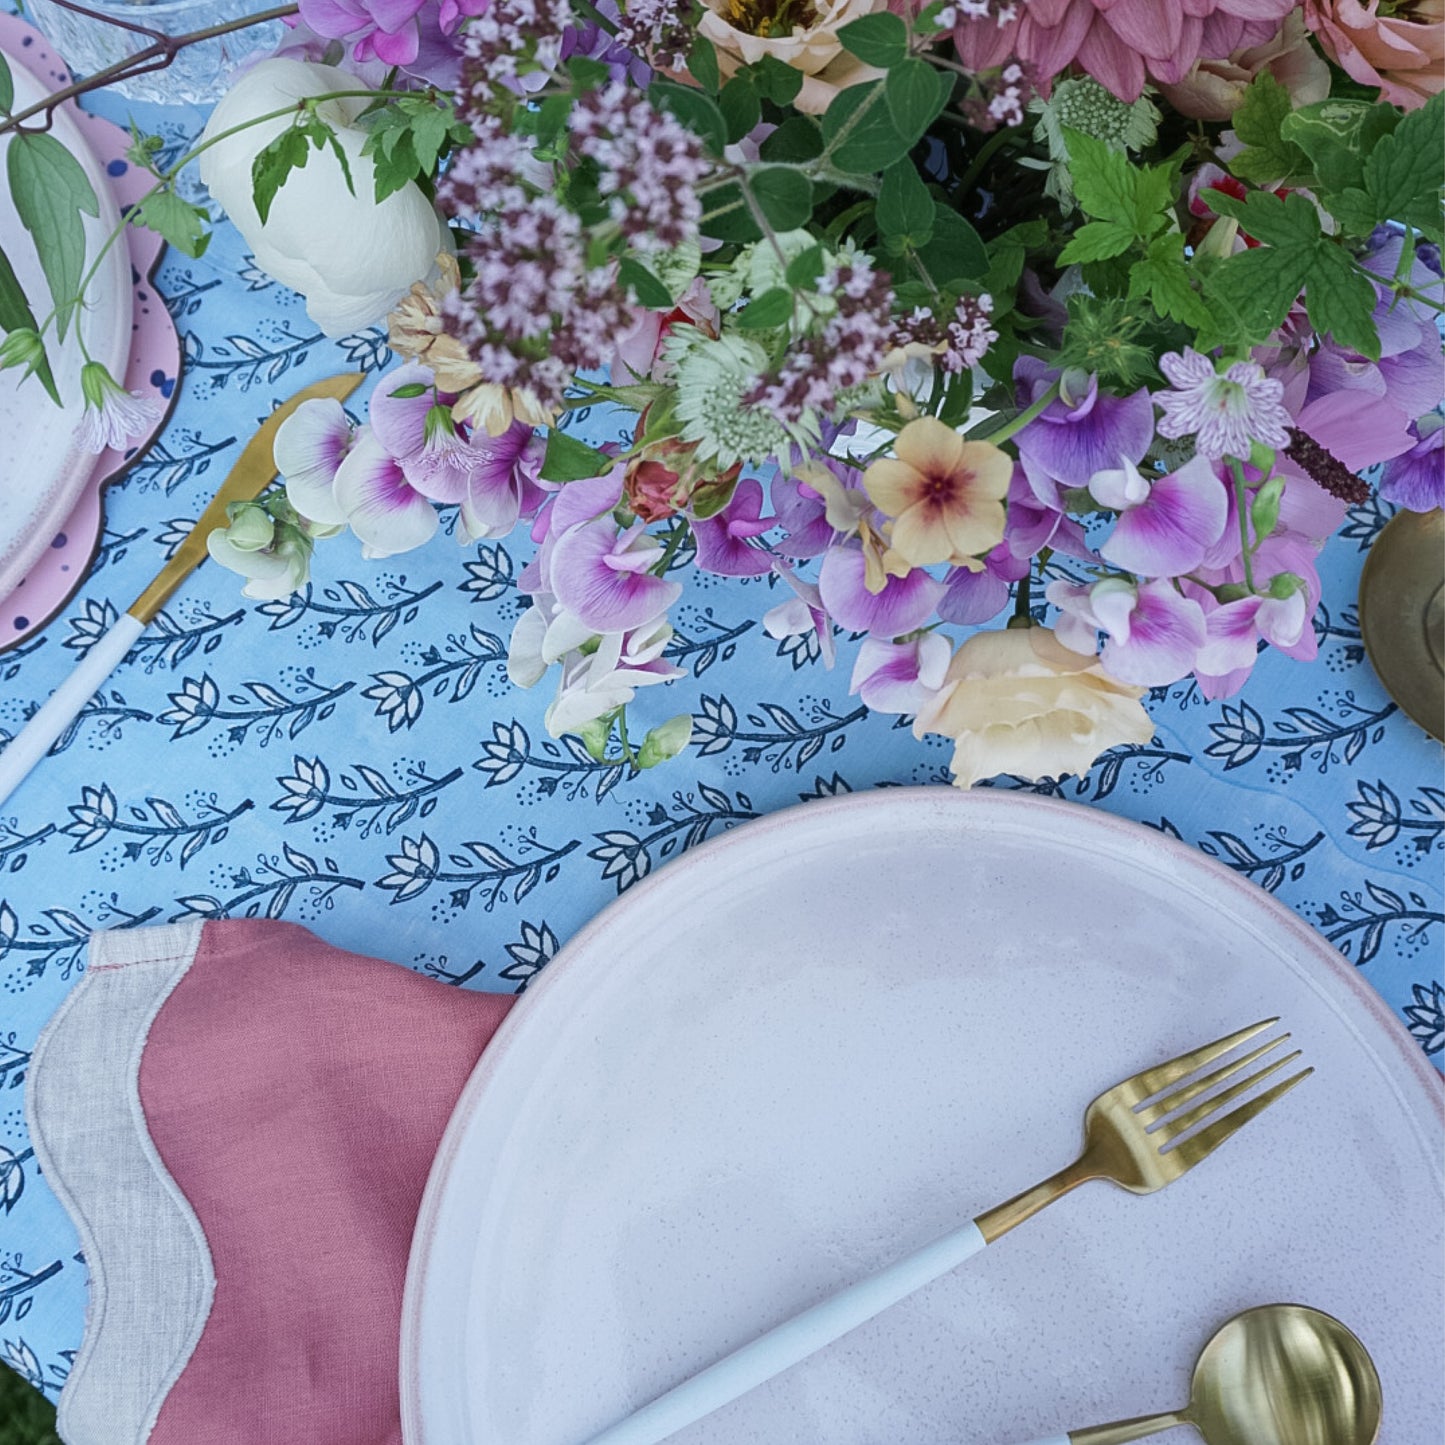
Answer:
75, 362, 161, 454
863, 417, 1011, 570
1156, 350, 1292, 461
670, 331, 795, 467
954, 0, 1296, 102
1030, 76, 1159, 205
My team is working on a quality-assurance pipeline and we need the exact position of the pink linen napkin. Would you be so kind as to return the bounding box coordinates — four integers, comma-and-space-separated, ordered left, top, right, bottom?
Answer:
27, 919, 514, 1445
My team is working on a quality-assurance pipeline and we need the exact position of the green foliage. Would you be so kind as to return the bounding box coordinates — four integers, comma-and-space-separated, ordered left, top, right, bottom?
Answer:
885, 58, 948, 144
785, 244, 827, 287
759, 115, 823, 163
251, 110, 355, 226
0, 241, 59, 404
913, 206, 988, 287
540, 428, 611, 482
1128, 232, 1212, 329
6, 132, 100, 341
362, 95, 472, 202
617, 257, 674, 309
837, 13, 908, 68
1229, 73, 1312, 185
736, 287, 794, 328
1205, 188, 1381, 358
750, 166, 813, 230
719, 76, 762, 144
1065, 129, 1173, 237
130, 190, 210, 259
0, 50, 13, 116
822, 82, 911, 173
0, 1366, 60, 1445
650, 80, 727, 156
1056, 295, 1161, 388
877, 161, 935, 254
687, 35, 720, 93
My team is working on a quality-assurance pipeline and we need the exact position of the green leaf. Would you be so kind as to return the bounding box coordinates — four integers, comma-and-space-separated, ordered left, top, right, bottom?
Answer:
748, 55, 803, 106
1064, 129, 1136, 228
650, 80, 728, 156
0, 50, 13, 116
760, 114, 824, 163
736, 287, 794, 328
1279, 98, 1392, 196
388, 381, 430, 399
130, 190, 211, 259
700, 181, 761, 242
749, 166, 813, 230
1127, 233, 1212, 330
1206, 187, 1321, 248
0, 240, 60, 404
407, 101, 455, 177
618, 256, 674, 309
541, 429, 612, 482
1229, 72, 1313, 186
837, 12, 908, 68
1251, 475, 1285, 542
1200, 246, 1309, 349
1305, 243, 1381, 360
878, 162, 935, 250
6, 132, 100, 342
719, 76, 762, 144
1361, 91, 1444, 242
566, 56, 611, 88
1058, 219, 1135, 265
688, 35, 721, 93
916, 206, 989, 286
785, 243, 828, 287
823, 82, 910, 174
885, 58, 947, 144
251, 125, 312, 226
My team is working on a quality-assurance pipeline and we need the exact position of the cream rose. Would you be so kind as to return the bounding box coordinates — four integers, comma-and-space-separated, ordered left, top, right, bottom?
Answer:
1159, 14, 1331, 120
199, 60, 449, 336
912, 625, 1155, 789
698, 0, 889, 116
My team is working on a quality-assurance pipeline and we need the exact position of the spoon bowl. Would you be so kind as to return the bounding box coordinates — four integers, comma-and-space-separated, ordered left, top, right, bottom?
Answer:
1188, 1304, 1382, 1445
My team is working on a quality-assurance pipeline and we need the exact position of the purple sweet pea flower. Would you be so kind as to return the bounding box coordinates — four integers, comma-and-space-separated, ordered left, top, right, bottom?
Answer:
769, 470, 833, 559
1003, 465, 1091, 562
1193, 588, 1309, 689
848, 633, 952, 715
1096, 454, 1229, 578
560, 0, 652, 85
1048, 577, 1207, 687
299, 0, 429, 66
817, 545, 945, 636
549, 518, 683, 633
1379, 423, 1444, 513
691, 478, 775, 577
936, 542, 1029, 625
1013, 358, 1155, 503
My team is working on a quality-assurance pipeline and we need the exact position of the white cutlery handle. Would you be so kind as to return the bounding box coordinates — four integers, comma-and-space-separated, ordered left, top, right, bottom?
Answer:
585, 1220, 988, 1445
0, 612, 144, 809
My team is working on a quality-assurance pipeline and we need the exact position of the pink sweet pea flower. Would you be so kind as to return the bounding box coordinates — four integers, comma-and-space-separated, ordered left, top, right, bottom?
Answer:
1194, 586, 1310, 682
549, 517, 683, 633
1048, 576, 1208, 687
817, 544, 945, 636
848, 633, 953, 715
762, 565, 836, 668
332, 431, 439, 557
691, 478, 775, 577
1094, 454, 1230, 577
274, 397, 355, 527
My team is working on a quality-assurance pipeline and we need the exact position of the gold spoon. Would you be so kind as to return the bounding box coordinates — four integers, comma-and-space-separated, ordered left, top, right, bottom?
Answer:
1015, 1304, 1382, 1445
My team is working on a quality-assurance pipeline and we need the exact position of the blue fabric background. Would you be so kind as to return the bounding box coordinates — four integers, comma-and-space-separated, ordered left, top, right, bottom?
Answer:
0, 88, 1440, 1402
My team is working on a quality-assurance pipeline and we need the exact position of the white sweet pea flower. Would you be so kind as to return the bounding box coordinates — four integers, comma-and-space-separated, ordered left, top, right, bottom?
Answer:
199, 60, 449, 336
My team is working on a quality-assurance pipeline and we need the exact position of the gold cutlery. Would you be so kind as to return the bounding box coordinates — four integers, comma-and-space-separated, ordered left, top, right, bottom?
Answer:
0, 372, 365, 808
584, 1019, 1312, 1445
1012, 1303, 1380, 1445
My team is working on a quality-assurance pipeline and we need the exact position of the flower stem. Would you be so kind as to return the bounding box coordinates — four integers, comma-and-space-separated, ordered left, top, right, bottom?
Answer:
954, 123, 1026, 200
651, 518, 690, 575
0, 3, 300, 137
976, 379, 1060, 447
1230, 456, 1257, 594
568, 0, 620, 34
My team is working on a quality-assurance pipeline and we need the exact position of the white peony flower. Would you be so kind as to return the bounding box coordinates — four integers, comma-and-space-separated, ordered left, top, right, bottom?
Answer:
198, 60, 449, 336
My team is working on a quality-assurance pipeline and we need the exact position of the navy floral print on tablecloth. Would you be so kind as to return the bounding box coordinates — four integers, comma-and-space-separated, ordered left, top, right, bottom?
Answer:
0, 86, 1440, 1403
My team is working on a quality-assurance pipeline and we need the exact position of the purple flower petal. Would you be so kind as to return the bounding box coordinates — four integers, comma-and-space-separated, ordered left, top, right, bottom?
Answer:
1069, 578, 1206, 687
1016, 385, 1155, 488
818, 546, 945, 636
1100, 454, 1228, 577
549, 518, 682, 632
369, 361, 435, 460
275, 397, 353, 526
691, 478, 775, 577
333, 431, 438, 557
1379, 427, 1445, 513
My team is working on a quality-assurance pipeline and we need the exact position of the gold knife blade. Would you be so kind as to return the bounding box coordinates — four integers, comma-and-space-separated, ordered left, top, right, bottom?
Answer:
128, 372, 367, 624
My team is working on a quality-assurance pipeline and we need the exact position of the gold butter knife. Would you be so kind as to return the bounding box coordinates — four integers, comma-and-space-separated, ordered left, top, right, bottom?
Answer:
0, 372, 366, 809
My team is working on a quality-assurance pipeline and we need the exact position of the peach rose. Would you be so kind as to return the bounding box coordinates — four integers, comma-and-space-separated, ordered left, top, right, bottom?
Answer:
1159, 13, 1331, 120
1302, 0, 1445, 109
698, 0, 890, 116
913, 625, 1154, 789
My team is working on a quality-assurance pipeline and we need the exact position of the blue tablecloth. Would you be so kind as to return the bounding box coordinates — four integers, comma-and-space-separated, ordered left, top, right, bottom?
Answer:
0, 91, 1440, 1405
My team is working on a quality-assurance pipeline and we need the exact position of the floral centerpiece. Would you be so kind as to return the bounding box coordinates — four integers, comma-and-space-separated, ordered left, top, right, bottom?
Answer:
1, 0, 1441, 786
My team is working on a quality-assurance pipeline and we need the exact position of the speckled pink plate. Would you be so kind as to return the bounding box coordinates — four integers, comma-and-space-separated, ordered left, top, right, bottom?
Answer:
0, 15, 179, 652
403, 789, 1442, 1445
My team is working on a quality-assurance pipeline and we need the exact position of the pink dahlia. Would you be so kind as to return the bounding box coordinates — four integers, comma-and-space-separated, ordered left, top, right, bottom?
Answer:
954, 0, 1298, 101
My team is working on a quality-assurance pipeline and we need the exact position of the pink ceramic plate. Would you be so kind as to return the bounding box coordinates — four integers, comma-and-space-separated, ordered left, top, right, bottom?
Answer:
402, 789, 1442, 1445
0, 15, 179, 650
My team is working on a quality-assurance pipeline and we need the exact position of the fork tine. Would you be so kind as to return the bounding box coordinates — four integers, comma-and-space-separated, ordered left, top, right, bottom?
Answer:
1128, 1018, 1279, 1102
1163, 1065, 1314, 1168
1136, 1034, 1290, 1125
1153, 1049, 1303, 1144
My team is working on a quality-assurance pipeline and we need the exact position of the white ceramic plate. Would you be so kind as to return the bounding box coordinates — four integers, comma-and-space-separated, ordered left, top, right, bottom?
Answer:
0, 46, 131, 600
403, 790, 1443, 1445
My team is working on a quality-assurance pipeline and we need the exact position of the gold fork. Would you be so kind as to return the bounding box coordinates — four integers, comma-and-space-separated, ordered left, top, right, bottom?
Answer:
583, 1019, 1312, 1445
